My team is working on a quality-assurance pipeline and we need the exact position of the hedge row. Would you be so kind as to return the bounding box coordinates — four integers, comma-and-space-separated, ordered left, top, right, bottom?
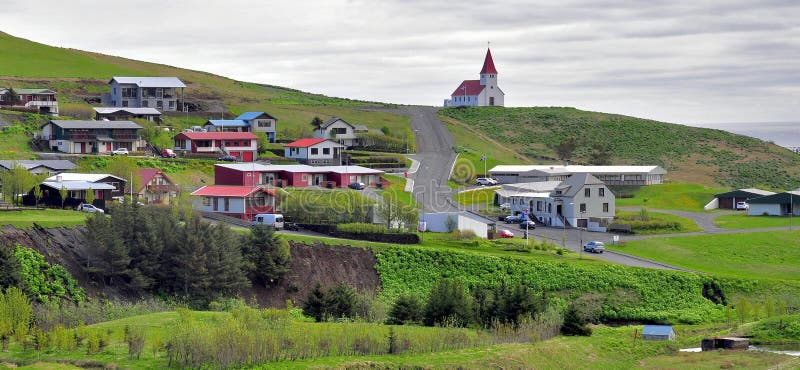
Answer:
301, 224, 419, 244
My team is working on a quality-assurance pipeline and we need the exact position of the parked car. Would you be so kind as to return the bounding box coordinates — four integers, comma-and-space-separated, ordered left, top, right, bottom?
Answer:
161, 148, 177, 158
583, 241, 606, 254
476, 177, 498, 186
110, 148, 129, 156
736, 201, 749, 210
77, 204, 104, 214
283, 222, 300, 231
348, 182, 366, 190
504, 214, 523, 223
499, 203, 511, 211
217, 154, 238, 162
497, 229, 514, 238
251, 213, 284, 229
519, 220, 536, 229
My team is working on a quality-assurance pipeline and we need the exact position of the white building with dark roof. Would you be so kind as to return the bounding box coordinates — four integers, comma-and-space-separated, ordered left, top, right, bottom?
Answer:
107, 77, 186, 111
489, 165, 667, 186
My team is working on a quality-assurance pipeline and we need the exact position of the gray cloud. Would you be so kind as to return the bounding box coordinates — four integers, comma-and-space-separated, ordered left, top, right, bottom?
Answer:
0, 0, 798, 124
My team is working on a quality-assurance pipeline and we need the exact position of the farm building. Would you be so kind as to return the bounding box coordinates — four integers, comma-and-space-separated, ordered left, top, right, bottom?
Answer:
421, 211, 497, 239
489, 165, 666, 186
642, 325, 676, 341
747, 191, 800, 216
713, 188, 775, 210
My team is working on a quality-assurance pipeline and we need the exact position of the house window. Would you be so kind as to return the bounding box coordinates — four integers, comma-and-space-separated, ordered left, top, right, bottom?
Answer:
585, 188, 590, 197
224, 198, 229, 211
203, 197, 211, 206
603, 203, 609, 212
536, 201, 542, 211
579, 203, 587, 213
301, 174, 308, 182
599, 188, 605, 197
311, 148, 318, 155
122, 100, 128, 107
142, 100, 149, 107
169, 100, 175, 109
156, 100, 163, 109
258, 120, 271, 128
323, 148, 330, 155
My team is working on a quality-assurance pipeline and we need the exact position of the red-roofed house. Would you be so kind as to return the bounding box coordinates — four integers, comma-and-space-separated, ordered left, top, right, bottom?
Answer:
136, 168, 178, 204
173, 131, 258, 162
190, 185, 277, 220
444, 48, 505, 107
284, 138, 346, 166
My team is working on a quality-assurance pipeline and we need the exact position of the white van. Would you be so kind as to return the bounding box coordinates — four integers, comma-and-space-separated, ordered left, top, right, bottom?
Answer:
251, 213, 284, 229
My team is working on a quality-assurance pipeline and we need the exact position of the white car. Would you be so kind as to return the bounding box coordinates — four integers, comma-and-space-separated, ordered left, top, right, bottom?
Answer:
499, 203, 511, 211
736, 201, 749, 210
78, 204, 105, 214
476, 177, 498, 186
111, 148, 129, 156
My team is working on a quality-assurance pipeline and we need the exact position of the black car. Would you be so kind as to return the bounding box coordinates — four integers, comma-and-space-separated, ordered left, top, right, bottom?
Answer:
217, 155, 238, 162
283, 222, 300, 231
348, 182, 366, 190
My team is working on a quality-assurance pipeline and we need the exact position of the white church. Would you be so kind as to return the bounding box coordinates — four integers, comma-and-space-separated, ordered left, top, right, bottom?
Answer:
444, 48, 505, 107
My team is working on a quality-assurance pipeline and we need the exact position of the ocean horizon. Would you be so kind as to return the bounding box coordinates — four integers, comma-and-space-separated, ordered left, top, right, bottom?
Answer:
684, 121, 800, 150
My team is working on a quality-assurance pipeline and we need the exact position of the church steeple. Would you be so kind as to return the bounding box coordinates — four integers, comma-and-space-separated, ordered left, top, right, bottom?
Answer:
480, 48, 498, 75
479, 47, 498, 87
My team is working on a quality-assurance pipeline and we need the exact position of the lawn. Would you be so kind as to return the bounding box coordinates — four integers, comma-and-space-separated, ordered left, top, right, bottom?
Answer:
614, 230, 800, 281
377, 174, 417, 208
439, 114, 528, 180
615, 182, 726, 212
0, 209, 88, 228
714, 213, 796, 229
615, 210, 701, 235
454, 186, 499, 206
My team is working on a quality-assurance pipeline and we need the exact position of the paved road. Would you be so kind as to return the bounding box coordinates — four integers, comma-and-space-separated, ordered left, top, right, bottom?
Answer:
389, 106, 459, 212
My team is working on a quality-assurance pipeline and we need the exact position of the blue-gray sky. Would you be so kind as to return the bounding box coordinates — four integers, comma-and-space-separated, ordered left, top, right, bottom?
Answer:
0, 0, 798, 124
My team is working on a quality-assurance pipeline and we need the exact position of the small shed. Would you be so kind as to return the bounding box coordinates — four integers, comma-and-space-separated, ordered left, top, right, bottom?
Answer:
421, 211, 497, 239
642, 325, 676, 341
714, 188, 775, 210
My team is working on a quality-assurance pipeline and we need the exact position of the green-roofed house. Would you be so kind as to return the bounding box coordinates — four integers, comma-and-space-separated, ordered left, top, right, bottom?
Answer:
0, 87, 59, 115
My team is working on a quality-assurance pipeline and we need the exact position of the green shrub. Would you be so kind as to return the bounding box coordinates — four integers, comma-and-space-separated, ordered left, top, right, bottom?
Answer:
337, 223, 387, 234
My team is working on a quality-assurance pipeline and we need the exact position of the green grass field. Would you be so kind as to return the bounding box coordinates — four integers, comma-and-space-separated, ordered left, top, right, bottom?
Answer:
714, 213, 796, 229
377, 174, 417, 208
0, 209, 88, 228
615, 210, 701, 235
615, 231, 800, 281
615, 182, 726, 212
440, 107, 800, 189
454, 186, 499, 206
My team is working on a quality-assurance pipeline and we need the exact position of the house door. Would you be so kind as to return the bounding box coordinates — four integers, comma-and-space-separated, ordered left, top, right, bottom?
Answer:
577, 219, 588, 228
314, 174, 323, 186
80, 142, 86, 154
213, 197, 218, 211
489, 97, 495, 106
106, 143, 112, 152
242, 151, 254, 162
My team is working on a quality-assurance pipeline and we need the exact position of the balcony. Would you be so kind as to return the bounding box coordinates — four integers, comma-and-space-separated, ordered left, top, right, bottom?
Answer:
112, 133, 140, 141
146, 184, 179, 193
66, 133, 97, 141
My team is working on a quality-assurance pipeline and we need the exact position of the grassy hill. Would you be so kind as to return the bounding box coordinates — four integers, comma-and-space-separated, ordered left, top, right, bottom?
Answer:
440, 107, 800, 189
0, 31, 410, 141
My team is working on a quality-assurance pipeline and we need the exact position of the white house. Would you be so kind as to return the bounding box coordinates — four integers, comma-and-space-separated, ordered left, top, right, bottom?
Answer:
444, 48, 505, 107
203, 112, 278, 143
283, 138, 345, 166
107, 77, 186, 111
495, 174, 615, 231
314, 117, 359, 147
422, 211, 497, 239
489, 165, 667, 186
747, 191, 800, 216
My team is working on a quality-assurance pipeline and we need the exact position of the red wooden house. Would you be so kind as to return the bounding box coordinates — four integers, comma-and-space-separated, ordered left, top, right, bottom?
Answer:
173, 131, 258, 162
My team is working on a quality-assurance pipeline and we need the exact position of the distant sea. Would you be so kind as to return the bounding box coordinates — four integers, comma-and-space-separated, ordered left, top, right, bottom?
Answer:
686, 122, 800, 150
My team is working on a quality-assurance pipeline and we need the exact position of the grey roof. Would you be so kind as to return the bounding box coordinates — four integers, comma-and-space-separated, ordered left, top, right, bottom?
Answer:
490, 165, 667, 175
642, 325, 674, 336
41, 181, 115, 191
94, 107, 162, 115
747, 191, 800, 204
501, 181, 562, 193
552, 173, 604, 198
109, 77, 186, 88
354, 125, 369, 131
46, 173, 126, 183
0, 160, 76, 171
715, 188, 776, 198
321, 117, 355, 129
47, 120, 142, 130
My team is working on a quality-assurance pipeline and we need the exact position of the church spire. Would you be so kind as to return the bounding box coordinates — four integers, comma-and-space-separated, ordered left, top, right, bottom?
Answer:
480, 47, 498, 75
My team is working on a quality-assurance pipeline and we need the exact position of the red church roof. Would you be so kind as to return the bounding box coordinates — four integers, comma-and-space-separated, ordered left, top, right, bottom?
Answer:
284, 138, 327, 148
451, 80, 485, 97
480, 48, 498, 74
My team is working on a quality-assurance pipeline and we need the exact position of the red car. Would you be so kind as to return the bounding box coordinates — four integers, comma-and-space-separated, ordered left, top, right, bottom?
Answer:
498, 229, 514, 238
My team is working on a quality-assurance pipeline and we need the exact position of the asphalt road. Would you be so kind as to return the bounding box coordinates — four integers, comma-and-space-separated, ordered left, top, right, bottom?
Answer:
388, 106, 459, 212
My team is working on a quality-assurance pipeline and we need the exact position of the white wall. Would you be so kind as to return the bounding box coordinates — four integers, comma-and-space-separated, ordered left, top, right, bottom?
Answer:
284, 147, 308, 159
421, 212, 492, 239
192, 196, 245, 214
308, 142, 340, 159
748, 203, 782, 216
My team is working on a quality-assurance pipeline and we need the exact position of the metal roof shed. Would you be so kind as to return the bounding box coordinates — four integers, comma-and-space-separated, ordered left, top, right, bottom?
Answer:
642, 325, 676, 341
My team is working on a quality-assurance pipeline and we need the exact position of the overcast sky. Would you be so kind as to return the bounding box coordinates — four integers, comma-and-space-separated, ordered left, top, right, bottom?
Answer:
1, 0, 798, 124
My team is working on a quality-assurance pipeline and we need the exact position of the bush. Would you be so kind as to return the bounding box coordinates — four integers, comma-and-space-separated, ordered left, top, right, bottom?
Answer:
337, 223, 387, 234
560, 305, 592, 336
387, 294, 424, 325
302, 283, 361, 322
423, 279, 472, 327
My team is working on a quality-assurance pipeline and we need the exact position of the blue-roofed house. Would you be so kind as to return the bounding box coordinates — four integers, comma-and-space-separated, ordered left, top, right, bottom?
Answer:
202, 112, 277, 142
642, 325, 676, 341
237, 112, 277, 142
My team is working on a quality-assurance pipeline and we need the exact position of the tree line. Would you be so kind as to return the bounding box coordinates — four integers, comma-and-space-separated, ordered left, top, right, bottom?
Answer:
83, 202, 290, 306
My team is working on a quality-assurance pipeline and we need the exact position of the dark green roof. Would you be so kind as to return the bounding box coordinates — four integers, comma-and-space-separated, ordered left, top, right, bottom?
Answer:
747, 191, 800, 204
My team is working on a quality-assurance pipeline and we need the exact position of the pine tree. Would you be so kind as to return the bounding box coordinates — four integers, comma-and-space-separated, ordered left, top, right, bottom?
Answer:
387, 294, 424, 325
423, 278, 473, 327
303, 283, 327, 322
244, 225, 290, 286
561, 305, 591, 336
0, 246, 23, 290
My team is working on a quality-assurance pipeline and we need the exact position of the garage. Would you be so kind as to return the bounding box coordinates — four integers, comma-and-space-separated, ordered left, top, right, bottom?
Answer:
714, 188, 775, 210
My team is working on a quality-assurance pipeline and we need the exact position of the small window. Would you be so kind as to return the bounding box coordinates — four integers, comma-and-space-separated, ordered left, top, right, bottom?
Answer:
585, 188, 591, 197
203, 197, 211, 206
603, 203, 609, 212
323, 148, 330, 155
142, 100, 149, 107
310, 148, 318, 155
599, 188, 605, 197
169, 100, 175, 109
580, 203, 587, 213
